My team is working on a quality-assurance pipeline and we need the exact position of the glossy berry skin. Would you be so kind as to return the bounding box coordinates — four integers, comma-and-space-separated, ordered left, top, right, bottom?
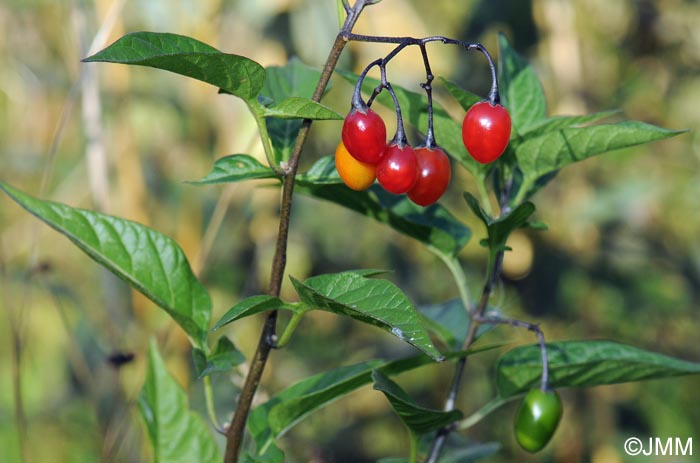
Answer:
407, 147, 451, 206
376, 144, 419, 194
342, 107, 387, 164
335, 142, 376, 191
514, 389, 563, 453
462, 101, 511, 164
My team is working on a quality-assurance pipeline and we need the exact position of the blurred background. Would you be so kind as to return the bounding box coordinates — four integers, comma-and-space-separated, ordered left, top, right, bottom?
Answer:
1, 0, 699, 462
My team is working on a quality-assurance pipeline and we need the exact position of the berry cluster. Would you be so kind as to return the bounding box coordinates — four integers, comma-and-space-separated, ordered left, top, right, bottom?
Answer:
335, 37, 512, 206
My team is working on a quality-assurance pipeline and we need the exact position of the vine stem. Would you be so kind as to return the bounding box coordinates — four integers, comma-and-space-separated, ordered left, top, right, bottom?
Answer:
222, 1, 373, 461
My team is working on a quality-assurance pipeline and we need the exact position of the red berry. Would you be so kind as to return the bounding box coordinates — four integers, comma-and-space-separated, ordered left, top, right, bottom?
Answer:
376, 144, 418, 194
342, 107, 387, 164
407, 147, 451, 206
462, 101, 511, 164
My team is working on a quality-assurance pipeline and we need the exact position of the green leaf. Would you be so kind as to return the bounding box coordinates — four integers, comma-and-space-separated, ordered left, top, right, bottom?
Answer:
496, 340, 700, 398
262, 58, 327, 163
83, 32, 265, 100
192, 336, 245, 379
249, 345, 502, 451
213, 295, 295, 331
296, 184, 471, 258
138, 341, 221, 463
189, 154, 278, 185
0, 182, 211, 348
295, 155, 342, 185
516, 121, 685, 184
372, 370, 463, 435
464, 192, 535, 253
419, 299, 496, 350
521, 110, 620, 138
440, 76, 483, 111
337, 70, 485, 178
291, 272, 443, 361
262, 97, 342, 120
242, 443, 285, 463
497, 33, 547, 134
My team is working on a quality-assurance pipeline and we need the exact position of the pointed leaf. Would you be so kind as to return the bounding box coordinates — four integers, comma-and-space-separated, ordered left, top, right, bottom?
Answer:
521, 110, 620, 138
83, 32, 265, 100
296, 183, 471, 258
192, 336, 245, 379
189, 154, 278, 185
249, 345, 502, 451
372, 370, 463, 435
516, 121, 685, 183
138, 341, 220, 463
496, 340, 700, 398
213, 295, 295, 331
0, 182, 211, 347
497, 33, 547, 133
291, 272, 443, 360
262, 97, 342, 120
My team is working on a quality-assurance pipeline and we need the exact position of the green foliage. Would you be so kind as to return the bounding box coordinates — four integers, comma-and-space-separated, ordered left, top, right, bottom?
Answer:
191, 155, 279, 185
139, 341, 221, 463
372, 369, 463, 435
192, 336, 246, 379
248, 345, 501, 453
0, 181, 212, 348
83, 32, 265, 101
496, 340, 700, 397
291, 271, 443, 360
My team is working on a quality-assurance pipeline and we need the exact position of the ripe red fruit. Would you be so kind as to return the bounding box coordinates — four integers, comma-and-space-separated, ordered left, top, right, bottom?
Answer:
376, 144, 419, 194
462, 101, 512, 164
341, 107, 387, 164
407, 147, 451, 206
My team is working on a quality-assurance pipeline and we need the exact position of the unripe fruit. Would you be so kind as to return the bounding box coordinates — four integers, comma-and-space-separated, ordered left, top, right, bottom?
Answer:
335, 142, 376, 191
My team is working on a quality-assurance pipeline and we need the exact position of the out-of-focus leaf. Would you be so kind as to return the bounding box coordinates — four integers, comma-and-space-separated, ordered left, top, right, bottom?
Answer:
440, 76, 483, 111
419, 299, 496, 350
297, 183, 471, 258
291, 272, 443, 360
192, 336, 245, 379
372, 370, 463, 435
496, 340, 700, 398
497, 33, 547, 134
138, 341, 220, 463
249, 345, 502, 451
464, 192, 535, 253
241, 443, 285, 463
262, 58, 328, 163
83, 32, 264, 100
189, 154, 278, 185
0, 182, 211, 348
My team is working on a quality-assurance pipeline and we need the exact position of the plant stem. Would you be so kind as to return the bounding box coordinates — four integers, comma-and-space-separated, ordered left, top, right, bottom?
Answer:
425, 249, 504, 463
203, 376, 222, 432
274, 309, 306, 349
408, 431, 419, 463
222, 1, 373, 460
